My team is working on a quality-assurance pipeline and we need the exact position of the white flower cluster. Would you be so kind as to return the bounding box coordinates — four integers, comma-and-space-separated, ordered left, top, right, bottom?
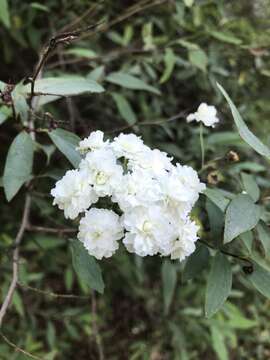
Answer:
187, 103, 219, 127
51, 131, 205, 261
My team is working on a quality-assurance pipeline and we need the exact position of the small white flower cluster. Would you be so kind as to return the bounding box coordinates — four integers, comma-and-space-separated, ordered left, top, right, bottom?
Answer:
187, 103, 219, 127
51, 131, 206, 261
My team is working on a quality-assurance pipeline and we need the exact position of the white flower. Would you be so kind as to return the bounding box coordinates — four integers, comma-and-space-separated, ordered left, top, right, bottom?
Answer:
79, 148, 123, 197
113, 169, 162, 210
51, 129, 206, 262
51, 169, 98, 219
122, 205, 178, 257
160, 163, 206, 207
187, 103, 219, 127
78, 208, 124, 259
128, 148, 173, 175
169, 218, 199, 261
112, 133, 147, 159
77, 130, 109, 153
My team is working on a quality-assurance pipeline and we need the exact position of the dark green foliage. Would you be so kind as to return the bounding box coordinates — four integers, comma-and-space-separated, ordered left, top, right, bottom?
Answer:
1, 1, 270, 359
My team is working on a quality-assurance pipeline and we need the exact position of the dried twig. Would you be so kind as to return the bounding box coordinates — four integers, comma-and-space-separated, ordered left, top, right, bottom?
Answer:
0, 194, 31, 327
26, 224, 76, 234
0, 332, 43, 360
18, 283, 89, 300
91, 292, 104, 360
107, 111, 186, 134
28, 0, 169, 105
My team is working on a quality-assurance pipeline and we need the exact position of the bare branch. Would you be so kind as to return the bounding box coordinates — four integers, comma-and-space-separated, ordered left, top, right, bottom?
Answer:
26, 224, 76, 234
0, 194, 31, 328
91, 292, 104, 360
0, 332, 43, 360
18, 283, 89, 300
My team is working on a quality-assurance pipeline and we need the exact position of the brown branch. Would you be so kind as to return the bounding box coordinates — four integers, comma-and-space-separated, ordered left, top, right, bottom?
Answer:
18, 283, 89, 300
0, 194, 31, 328
28, 0, 169, 105
0, 332, 43, 360
197, 239, 254, 268
91, 292, 104, 360
59, 1, 104, 33
106, 111, 186, 134
26, 224, 76, 234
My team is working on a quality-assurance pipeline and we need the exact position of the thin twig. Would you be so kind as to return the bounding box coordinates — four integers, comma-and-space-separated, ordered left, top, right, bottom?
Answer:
29, 0, 169, 104
0, 332, 43, 360
198, 239, 253, 267
18, 283, 89, 300
0, 195, 31, 328
91, 293, 104, 360
106, 111, 186, 134
59, 1, 104, 33
28, 21, 104, 105
26, 224, 76, 234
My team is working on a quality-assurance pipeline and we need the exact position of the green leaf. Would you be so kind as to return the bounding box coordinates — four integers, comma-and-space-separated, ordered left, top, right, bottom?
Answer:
248, 262, 270, 299
3, 131, 34, 201
13, 291, 25, 317
225, 302, 257, 329
256, 221, 270, 256
11, 83, 29, 124
111, 92, 136, 125
47, 322, 56, 349
37, 143, 55, 165
0, 0, 10, 28
204, 188, 230, 212
106, 72, 161, 95
0, 106, 11, 125
205, 252, 232, 318
183, 0, 194, 7
65, 48, 97, 58
183, 244, 209, 281
188, 48, 208, 72
0, 80, 7, 91
239, 231, 253, 254
48, 128, 81, 168
209, 30, 242, 45
241, 172, 260, 202
210, 325, 229, 360
70, 240, 104, 294
28, 235, 66, 250
162, 260, 177, 315
87, 66, 105, 82
160, 48, 176, 84
224, 194, 261, 244
206, 199, 224, 241
30, 2, 50, 12
23, 77, 104, 96
217, 83, 270, 159
176, 39, 199, 50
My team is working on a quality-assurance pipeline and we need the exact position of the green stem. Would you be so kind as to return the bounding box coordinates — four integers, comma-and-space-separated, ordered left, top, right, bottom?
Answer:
199, 122, 205, 169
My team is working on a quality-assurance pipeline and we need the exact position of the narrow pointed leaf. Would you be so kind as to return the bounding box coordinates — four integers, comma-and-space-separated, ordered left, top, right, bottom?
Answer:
204, 188, 230, 212
48, 128, 81, 168
70, 240, 104, 294
217, 83, 270, 159
183, 244, 209, 281
241, 172, 260, 202
162, 260, 177, 314
106, 72, 160, 95
248, 262, 270, 299
3, 131, 34, 201
256, 221, 270, 256
23, 77, 104, 96
205, 252, 232, 318
224, 194, 261, 244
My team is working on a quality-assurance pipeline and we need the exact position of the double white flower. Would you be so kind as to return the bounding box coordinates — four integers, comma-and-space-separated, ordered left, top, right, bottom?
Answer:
51, 131, 205, 261
187, 103, 219, 127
